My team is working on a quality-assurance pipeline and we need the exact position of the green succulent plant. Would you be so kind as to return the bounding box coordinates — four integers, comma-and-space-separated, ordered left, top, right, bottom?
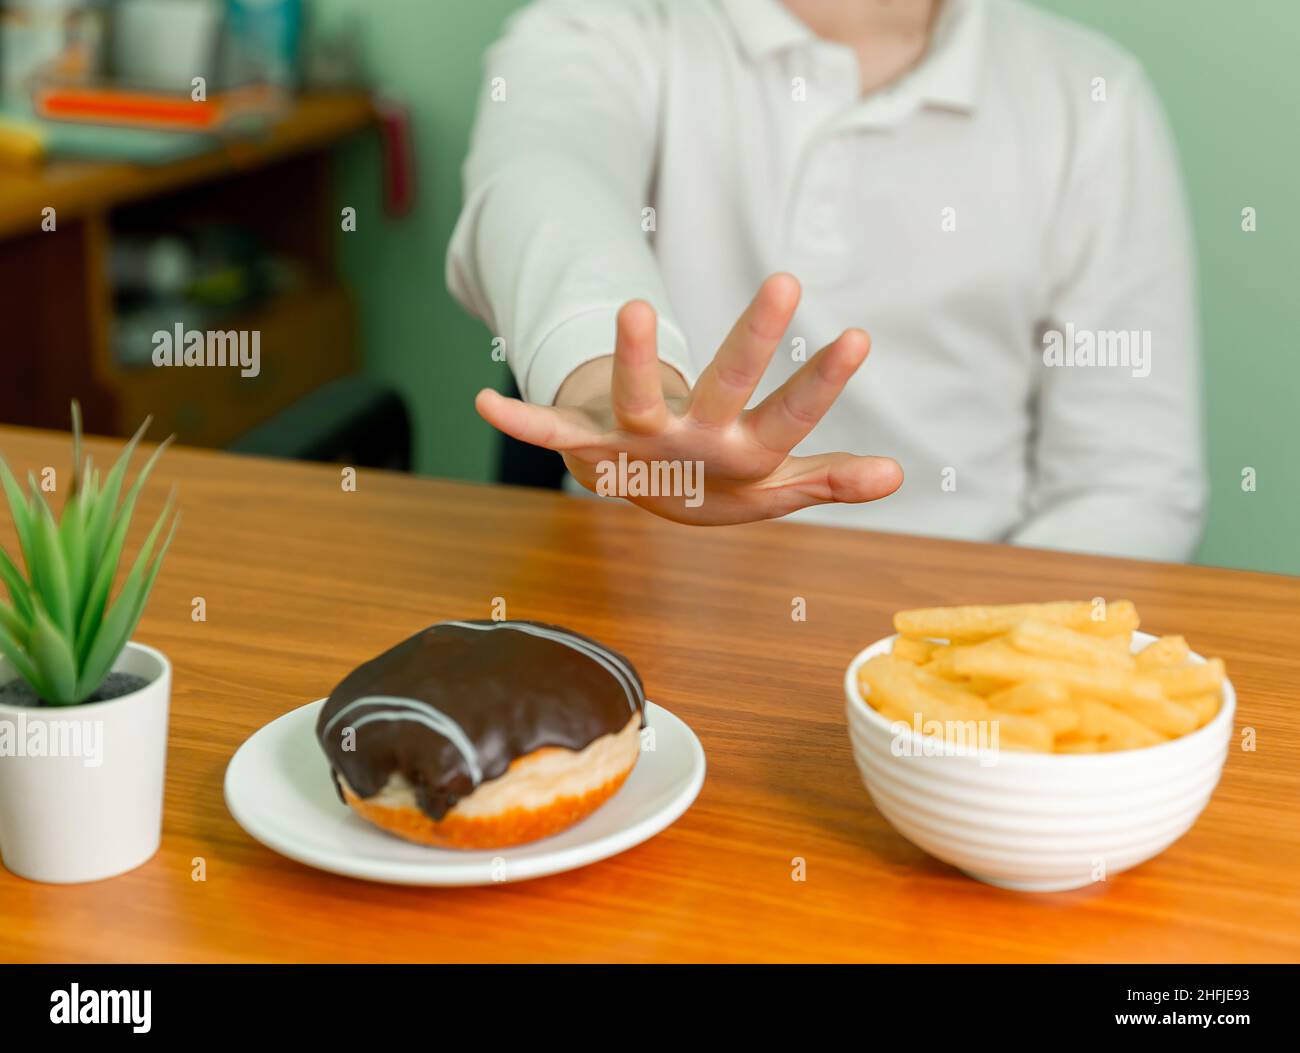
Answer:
0, 404, 179, 706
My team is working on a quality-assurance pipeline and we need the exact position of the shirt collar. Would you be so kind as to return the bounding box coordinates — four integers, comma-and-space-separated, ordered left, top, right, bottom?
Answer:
914, 0, 984, 112
719, 0, 985, 113
718, 0, 815, 58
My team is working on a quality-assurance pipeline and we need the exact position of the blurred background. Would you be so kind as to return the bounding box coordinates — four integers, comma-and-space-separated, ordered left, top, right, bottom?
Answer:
0, 0, 1296, 574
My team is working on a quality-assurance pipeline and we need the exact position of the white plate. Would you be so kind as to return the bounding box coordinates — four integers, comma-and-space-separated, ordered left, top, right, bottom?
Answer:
224, 699, 705, 885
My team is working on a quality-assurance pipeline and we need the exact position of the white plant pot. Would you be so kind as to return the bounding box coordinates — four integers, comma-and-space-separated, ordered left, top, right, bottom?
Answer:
0, 641, 171, 883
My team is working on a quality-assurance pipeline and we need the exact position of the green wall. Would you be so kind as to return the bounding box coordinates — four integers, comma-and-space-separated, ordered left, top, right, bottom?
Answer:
313, 0, 523, 484
1028, 0, 1299, 576
319, 0, 1299, 576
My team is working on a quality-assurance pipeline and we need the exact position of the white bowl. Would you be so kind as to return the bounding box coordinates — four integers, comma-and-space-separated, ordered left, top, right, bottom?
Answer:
844, 630, 1235, 892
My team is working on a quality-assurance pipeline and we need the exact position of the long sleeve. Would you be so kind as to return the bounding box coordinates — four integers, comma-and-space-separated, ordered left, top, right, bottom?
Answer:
1010, 63, 1206, 561
446, 0, 694, 406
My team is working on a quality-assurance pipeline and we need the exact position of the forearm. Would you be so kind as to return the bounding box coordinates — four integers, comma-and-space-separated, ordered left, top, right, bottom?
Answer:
446, 0, 691, 407
555, 356, 690, 409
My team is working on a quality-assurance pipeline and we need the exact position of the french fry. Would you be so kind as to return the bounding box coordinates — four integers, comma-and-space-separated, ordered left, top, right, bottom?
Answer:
910, 665, 991, 715
1035, 706, 1082, 736
890, 636, 937, 664
917, 662, 963, 683
987, 680, 1070, 712
861, 656, 998, 752
876, 699, 920, 727
920, 642, 953, 668
869, 601, 1224, 754
986, 712, 1054, 752
1008, 619, 1135, 671
1183, 693, 1221, 727
926, 638, 1017, 678
1106, 733, 1169, 752
894, 599, 1138, 642
1135, 634, 1191, 671
860, 655, 975, 723
1075, 699, 1164, 747
1122, 696, 1198, 737
1149, 658, 1226, 698
936, 644, 1165, 707
1075, 600, 1141, 638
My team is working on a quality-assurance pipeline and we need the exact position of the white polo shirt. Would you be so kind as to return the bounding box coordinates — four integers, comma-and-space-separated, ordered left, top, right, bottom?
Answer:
447, 0, 1206, 560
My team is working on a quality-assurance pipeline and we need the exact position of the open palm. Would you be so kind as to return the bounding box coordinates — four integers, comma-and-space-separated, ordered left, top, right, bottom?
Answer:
475, 274, 902, 525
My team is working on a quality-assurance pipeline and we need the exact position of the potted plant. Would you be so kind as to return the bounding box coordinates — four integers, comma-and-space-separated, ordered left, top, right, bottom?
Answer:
0, 404, 179, 883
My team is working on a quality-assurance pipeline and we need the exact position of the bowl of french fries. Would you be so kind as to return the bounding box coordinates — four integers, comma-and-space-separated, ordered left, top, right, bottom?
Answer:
843, 600, 1234, 892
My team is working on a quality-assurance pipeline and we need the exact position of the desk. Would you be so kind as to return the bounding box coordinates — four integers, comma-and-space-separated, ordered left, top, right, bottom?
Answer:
0, 425, 1297, 962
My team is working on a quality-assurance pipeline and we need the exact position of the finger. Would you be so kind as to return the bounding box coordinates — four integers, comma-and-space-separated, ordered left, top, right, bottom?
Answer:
474, 389, 600, 452
745, 328, 870, 454
611, 300, 670, 434
760, 452, 903, 517
689, 273, 800, 427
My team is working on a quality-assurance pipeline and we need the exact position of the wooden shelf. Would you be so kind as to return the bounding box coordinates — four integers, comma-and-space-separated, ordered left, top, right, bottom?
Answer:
0, 92, 376, 446
0, 92, 375, 240
113, 282, 357, 448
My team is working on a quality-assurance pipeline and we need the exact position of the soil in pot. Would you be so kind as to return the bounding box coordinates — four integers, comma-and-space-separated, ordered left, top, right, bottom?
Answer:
0, 673, 152, 707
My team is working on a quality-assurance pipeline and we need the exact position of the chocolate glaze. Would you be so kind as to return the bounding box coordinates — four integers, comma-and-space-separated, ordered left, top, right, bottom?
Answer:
316, 621, 645, 821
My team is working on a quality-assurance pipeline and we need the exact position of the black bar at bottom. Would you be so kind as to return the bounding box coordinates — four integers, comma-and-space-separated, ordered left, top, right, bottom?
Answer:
1, 963, 1291, 1038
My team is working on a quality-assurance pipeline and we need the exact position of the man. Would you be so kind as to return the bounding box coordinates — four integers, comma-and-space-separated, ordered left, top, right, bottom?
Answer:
448, 0, 1205, 558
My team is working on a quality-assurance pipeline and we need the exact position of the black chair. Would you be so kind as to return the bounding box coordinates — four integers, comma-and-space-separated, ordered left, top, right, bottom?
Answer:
228, 376, 411, 470
494, 375, 566, 489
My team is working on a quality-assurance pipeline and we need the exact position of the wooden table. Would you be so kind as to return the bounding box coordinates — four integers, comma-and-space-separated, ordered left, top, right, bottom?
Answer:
1, 425, 1297, 962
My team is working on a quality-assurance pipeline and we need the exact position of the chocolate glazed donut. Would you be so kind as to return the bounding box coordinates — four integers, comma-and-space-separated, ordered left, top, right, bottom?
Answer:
316, 621, 646, 849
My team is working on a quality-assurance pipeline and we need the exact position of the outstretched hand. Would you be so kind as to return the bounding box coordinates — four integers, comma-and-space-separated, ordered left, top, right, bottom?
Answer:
475, 273, 902, 525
